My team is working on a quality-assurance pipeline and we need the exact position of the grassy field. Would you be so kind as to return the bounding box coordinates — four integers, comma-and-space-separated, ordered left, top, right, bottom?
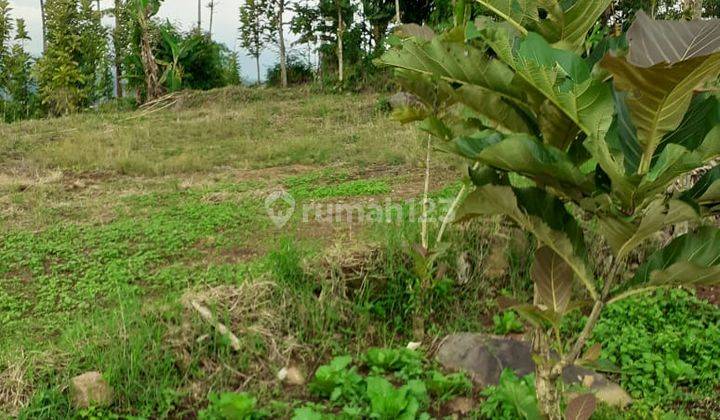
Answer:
1, 87, 719, 419
0, 87, 485, 417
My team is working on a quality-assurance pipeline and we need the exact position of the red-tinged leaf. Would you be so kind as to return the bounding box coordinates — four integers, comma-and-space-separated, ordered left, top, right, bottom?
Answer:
565, 393, 596, 420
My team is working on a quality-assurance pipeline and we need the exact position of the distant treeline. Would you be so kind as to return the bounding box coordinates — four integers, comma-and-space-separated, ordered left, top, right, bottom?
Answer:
1, 0, 718, 122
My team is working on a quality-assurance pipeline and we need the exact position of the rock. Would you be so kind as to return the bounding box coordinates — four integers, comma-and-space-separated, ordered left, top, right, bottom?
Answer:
436, 333, 534, 387
69, 371, 113, 409
278, 366, 305, 386
388, 92, 424, 110
446, 397, 475, 415
483, 243, 508, 279
436, 333, 632, 408
406, 341, 422, 350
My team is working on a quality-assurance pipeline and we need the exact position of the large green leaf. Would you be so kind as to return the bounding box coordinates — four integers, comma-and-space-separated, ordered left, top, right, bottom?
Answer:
456, 185, 597, 299
533, 246, 573, 314
624, 11, 720, 68
598, 198, 700, 258
476, 0, 613, 51
379, 31, 522, 101
611, 226, 720, 302
454, 85, 534, 134
474, 0, 538, 34
538, 99, 580, 151
681, 166, 720, 213
453, 131, 593, 195
467, 24, 614, 143
394, 69, 455, 114
600, 12, 720, 174
608, 90, 642, 174
659, 94, 720, 154
637, 125, 720, 202
584, 132, 637, 208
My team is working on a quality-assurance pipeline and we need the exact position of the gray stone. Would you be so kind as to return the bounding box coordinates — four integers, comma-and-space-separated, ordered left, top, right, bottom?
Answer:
388, 92, 424, 110
69, 371, 114, 409
436, 333, 632, 408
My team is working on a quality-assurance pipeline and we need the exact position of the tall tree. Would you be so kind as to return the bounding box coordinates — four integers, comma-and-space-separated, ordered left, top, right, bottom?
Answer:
239, 0, 268, 84
683, 0, 703, 18
362, 0, 394, 52
321, 0, 352, 81
0, 0, 12, 117
336, 1, 343, 81
14, 17, 28, 48
291, 0, 353, 82
0, 0, 10, 67
36, 0, 85, 115
207, 0, 215, 36
128, 0, 163, 101
112, 0, 126, 97
40, 0, 46, 52
78, 0, 111, 103
4, 18, 36, 121
267, 0, 289, 87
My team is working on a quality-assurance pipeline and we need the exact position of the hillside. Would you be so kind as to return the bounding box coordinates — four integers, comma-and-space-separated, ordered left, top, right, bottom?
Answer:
2, 87, 720, 419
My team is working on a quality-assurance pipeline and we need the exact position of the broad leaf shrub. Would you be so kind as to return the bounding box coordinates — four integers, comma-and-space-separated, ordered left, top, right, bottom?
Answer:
480, 369, 539, 420
199, 392, 266, 420
293, 347, 472, 418
591, 289, 720, 405
493, 310, 525, 335
378, 1, 720, 417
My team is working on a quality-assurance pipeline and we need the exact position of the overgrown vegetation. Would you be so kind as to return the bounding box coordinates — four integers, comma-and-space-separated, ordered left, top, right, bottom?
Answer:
379, 1, 720, 417
2, 87, 719, 418
4, 1, 720, 416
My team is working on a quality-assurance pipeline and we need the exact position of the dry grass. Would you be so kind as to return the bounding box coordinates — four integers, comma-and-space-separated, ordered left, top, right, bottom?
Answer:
0, 86, 419, 178
0, 353, 32, 417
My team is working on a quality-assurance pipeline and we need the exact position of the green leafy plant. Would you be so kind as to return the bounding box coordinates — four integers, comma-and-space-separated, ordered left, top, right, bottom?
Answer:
493, 310, 524, 335
591, 289, 720, 405
480, 369, 539, 420
308, 356, 364, 404
199, 392, 266, 419
363, 347, 423, 379
424, 370, 473, 403
365, 376, 429, 420
159, 25, 201, 92
379, 3, 720, 417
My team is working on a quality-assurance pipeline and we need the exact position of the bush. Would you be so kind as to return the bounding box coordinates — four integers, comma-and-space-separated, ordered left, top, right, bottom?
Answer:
266, 55, 314, 87
590, 289, 720, 405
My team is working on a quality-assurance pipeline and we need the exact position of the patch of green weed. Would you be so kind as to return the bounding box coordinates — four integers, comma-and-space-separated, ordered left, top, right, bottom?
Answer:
589, 289, 720, 406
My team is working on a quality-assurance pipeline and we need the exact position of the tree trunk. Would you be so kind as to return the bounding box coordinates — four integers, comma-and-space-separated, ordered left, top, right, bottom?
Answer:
139, 12, 162, 101
684, 0, 703, 19
395, 0, 401, 23
256, 55, 261, 85
533, 331, 562, 420
208, 1, 214, 37
97, 0, 101, 11
197, 0, 202, 31
277, 1, 287, 88
40, 0, 46, 53
114, 0, 123, 98
337, 7, 344, 82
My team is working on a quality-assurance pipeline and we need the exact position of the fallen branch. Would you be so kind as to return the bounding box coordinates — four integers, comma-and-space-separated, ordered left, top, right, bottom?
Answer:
187, 300, 241, 351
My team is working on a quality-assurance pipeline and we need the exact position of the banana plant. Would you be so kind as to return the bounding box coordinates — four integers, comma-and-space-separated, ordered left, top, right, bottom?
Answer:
379, 2, 720, 418
159, 26, 200, 92
129, 0, 164, 101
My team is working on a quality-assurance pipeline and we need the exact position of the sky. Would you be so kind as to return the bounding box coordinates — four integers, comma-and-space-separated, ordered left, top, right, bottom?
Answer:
7, 0, 305, 81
